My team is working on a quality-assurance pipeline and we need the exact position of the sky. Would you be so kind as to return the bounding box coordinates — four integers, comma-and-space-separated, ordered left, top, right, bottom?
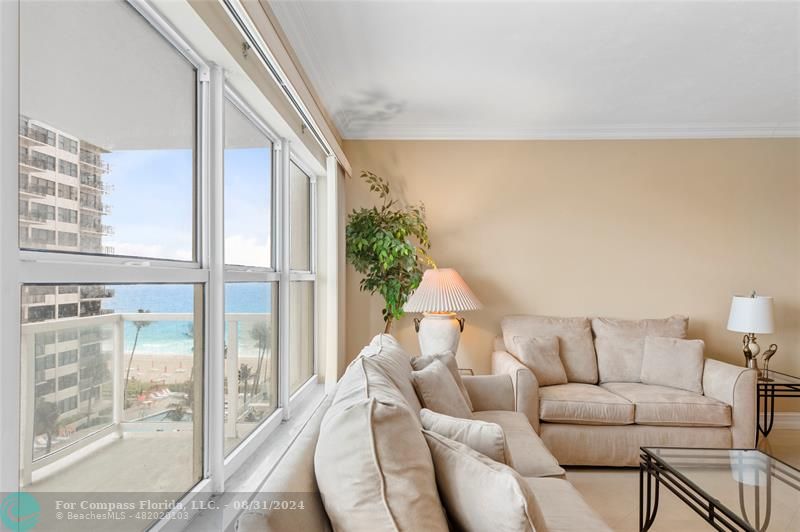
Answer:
103, 146, 272, 266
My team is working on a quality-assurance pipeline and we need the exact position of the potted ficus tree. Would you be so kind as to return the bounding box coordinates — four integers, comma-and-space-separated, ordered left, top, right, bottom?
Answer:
346, 171, 432, 333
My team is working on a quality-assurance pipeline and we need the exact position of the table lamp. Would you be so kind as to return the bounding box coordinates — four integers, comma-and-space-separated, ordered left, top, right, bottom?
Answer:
403, 268, 482, 357
726, 292, 774, 371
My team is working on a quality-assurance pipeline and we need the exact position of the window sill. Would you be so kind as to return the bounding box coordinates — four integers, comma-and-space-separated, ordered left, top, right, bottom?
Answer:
176, 383, 327, 531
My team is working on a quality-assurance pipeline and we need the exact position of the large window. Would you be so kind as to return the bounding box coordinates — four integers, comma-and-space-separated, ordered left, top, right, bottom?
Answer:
10, 0, 321, 513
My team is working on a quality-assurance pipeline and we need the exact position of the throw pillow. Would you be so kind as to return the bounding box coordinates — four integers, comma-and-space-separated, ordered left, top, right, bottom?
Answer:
420, 408, 508, 464
502, 315, 598, 384
411, 360, 473, 419
640, 336, 705, 394
512, 335, 568, 386
422, 430, 547, 532
592, 315, 689, 384
411, 352, 474, 411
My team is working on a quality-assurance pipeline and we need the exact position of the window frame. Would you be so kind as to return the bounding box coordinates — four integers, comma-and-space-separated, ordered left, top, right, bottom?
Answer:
0, 0, 322, 505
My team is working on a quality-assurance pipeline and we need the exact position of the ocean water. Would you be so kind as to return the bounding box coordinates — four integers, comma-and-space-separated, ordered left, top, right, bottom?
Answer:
105, 283, 272, 356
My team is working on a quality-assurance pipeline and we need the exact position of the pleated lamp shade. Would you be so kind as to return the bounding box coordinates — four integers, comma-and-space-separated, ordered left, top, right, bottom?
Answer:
404, 268, 482, 313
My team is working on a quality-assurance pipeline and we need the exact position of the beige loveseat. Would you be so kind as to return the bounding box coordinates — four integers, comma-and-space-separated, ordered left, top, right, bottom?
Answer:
238, 334, 611, 532
492, 315, 757, 467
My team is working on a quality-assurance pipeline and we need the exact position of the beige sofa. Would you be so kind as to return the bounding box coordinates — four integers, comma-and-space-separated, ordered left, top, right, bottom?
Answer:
493, 315, 757, 467
238, 334, 611, 532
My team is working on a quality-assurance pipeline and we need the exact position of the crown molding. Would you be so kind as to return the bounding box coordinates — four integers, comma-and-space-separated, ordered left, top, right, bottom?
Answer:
341, 123, 800, 140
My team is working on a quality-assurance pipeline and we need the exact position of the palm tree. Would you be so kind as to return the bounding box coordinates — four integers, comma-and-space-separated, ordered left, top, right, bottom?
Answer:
34, 400, 59, 454
239, 364, 253, 405
123, 309, 151, 408
249, 322, 271, 400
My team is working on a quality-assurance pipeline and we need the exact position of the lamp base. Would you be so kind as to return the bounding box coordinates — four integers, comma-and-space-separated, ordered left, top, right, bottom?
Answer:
414, 312, 465, 357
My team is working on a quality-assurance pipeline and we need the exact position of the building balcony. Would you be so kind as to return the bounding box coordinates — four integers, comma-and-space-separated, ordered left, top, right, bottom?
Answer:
19, 182, 49, 197
18, 154, 55, 173
78, 154, 110, 172
79, 201, 112, 215
79, 178, 114, 194
79, 223, 114, 236
19, 211, 48, 224
19, 124, 55, 147
20, 312, 274, 494
79, 286, 115, 299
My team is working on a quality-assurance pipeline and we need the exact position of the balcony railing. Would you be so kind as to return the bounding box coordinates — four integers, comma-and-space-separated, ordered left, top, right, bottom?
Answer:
19, 312, 272, 487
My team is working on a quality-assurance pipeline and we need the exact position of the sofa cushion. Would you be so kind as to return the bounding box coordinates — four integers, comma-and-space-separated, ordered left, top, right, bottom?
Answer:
641, 337, 705, 394
412, 351, 473, 411
539, 383, 634, 425
592, 315, 688, 384
412, 359, 473, 419
421, 408, 508, 464
502, 316, 598, 384
473, 410, 565, 478
525, 477, 613, 532
359, 334, 423, 414
513, 336, 568, 386
315, 347, 449, 532
601, 382, 731, 427
423, 430, 548, 532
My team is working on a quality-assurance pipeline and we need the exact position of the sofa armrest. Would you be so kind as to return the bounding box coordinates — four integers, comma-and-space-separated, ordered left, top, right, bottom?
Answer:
491, 349, 540, 432
462, 374, 515, 412
703, 358, 757, 448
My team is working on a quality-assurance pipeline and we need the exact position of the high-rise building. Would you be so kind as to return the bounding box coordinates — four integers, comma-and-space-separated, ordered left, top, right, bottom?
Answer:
19, 115, 114, 433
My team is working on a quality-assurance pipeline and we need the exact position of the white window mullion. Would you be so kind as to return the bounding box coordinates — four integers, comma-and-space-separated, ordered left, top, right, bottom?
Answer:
279, 139, 291, 420
0, 0, 20, 494
207, 64, 226, 493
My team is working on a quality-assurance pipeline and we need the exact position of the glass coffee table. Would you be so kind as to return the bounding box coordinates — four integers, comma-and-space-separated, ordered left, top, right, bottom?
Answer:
758, 370, 800, 439
640, 447, 800, 531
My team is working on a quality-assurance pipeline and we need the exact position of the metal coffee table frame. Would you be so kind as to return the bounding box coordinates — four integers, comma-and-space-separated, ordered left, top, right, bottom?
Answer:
757, 370, 800, 439
639, 447, 800, 532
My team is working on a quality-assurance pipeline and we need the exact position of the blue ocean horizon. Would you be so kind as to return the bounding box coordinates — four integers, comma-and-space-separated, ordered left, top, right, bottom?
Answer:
105, 283, 272, 356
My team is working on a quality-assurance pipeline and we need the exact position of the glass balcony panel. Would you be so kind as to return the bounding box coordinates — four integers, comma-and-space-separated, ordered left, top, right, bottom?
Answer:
20, 283, 204, 496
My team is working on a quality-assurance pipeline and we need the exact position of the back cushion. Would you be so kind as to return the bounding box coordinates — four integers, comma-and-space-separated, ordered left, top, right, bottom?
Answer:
315, 350, 449, 532
357, 334, 423, 414
502, 315, 598, 384
592, 315, 688, 383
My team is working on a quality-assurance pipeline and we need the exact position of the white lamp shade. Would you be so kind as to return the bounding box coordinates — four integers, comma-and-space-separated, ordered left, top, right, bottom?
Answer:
727, 295, 775, 334
403, 268, 482, 313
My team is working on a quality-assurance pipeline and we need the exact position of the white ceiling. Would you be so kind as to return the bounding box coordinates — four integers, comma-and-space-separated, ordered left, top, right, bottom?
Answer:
270, 0, 800, 140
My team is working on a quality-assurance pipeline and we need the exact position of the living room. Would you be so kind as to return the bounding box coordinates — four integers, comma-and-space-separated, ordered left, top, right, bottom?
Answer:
0, 1, 797, 531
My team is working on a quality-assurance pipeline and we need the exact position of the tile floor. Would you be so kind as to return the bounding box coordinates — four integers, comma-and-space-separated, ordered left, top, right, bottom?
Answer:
566, 429, 800, 531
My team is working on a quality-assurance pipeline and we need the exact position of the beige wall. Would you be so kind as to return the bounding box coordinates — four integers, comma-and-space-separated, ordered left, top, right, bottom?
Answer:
343, 139, 800, 406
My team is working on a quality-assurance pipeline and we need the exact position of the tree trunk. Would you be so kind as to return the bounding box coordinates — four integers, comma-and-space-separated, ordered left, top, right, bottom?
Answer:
384, 317, 393, 334
123, 328, 141, 408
